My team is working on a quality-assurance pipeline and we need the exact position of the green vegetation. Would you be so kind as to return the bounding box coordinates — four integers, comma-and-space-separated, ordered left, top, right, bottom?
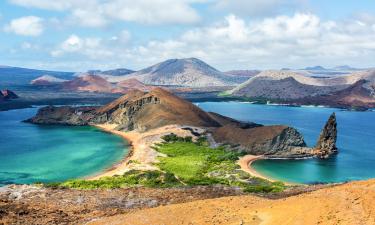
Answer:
45, 134, 285, 193
45, 170, 182, 189
217, 90, 232, 97
156, 134, 286, 192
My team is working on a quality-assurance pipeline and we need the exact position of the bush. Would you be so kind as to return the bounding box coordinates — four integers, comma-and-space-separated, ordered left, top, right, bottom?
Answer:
162, 133, 193, 143
53, 170, 182, 190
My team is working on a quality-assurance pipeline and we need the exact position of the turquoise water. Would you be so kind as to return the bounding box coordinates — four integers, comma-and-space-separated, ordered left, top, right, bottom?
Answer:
0, 108, 128, 185
198, 102, 375, 184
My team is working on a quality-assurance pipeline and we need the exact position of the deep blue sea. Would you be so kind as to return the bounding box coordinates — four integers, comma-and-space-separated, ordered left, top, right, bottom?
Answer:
0, 108, 128, 186
198, 102, 375, 184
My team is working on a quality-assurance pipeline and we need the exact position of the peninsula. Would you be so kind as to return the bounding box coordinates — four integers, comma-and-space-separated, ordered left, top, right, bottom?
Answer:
26, 88, 338, 180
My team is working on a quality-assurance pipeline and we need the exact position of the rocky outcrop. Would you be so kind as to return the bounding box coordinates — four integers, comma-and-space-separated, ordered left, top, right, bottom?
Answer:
314, 113, 338, 158
0, 90, 18, 101
25, 106, 97, 125
212, 125, 314, 158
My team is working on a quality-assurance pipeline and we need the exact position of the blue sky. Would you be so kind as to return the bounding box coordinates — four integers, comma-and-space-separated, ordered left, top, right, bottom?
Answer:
1, 0, 375, 71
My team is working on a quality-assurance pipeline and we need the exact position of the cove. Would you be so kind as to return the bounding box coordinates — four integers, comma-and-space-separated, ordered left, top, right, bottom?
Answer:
0, 108, 128, 186
198, 102, 375, 184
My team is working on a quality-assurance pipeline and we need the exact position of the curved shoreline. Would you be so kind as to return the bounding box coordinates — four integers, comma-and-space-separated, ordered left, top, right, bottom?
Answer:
89, 124, 301, 185
86, 124, 135, 180
88, 124, 198, 180
238, 155, 275, 182
238, 155, 300, 186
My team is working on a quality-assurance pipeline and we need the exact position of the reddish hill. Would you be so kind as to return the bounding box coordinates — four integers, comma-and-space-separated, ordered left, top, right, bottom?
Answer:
95, 87, 222, 131
61, 75, 114, 93
116, 78, 151, 92
293, 80, 375, 109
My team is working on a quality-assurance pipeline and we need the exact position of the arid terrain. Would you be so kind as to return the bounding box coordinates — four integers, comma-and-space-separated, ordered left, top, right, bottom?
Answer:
90, 179, 375, 225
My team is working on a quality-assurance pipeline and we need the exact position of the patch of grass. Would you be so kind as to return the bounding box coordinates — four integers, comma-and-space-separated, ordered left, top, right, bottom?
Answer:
155, 138, 286, 193
46, 170, 182, 190
218, 91, 232, 97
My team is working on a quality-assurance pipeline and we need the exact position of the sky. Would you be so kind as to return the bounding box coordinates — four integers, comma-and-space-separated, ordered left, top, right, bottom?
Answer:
1, 0, 375, 72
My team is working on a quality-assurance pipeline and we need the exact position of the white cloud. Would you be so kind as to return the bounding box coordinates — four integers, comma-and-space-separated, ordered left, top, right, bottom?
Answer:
213, 0, 306, 17
28, 12, 375, 71
102, 0, 200, 25
9, 0, 201, 27
126, 13, 375, 69
4, 16, 44, 36
51, 34, 114, 59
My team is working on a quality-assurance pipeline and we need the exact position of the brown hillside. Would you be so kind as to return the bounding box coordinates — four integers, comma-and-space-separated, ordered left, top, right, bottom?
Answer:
90, 179, 375, 225
95, 87, 222, 131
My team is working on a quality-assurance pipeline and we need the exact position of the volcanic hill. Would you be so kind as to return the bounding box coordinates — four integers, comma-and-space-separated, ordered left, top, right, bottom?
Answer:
27, 88, 336, 158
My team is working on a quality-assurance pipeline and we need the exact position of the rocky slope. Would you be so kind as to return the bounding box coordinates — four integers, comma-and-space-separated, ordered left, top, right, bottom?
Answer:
117, 58, 241, 87
230, 70, 375, 109
26, 88, 337, 158
89, 179, 375, 225
0, 185, 245, 225
290, 80, 375, 109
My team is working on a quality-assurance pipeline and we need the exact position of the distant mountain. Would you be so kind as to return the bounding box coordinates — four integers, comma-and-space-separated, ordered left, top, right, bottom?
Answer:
121, 58, 241, 87
304, 66, 327, 71
229, 70, 375, 109
31, 75, 68, 86
58, 75, 151, 94
117, 78, 152, 92
292, 80, 375, 109
0, 66, 74, 87
62, 75, 116, 93
230, 75, 342, 99
333, 65, 359, 71
87, 68, 135, 76
224, 70, 261, 82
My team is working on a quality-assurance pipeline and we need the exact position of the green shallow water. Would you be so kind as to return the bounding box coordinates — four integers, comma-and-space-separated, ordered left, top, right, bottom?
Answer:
198, 102, 375, 184
0, 108, 128, 185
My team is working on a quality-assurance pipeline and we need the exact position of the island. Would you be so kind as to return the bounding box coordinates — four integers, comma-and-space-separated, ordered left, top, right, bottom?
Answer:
26, 88, 338, 179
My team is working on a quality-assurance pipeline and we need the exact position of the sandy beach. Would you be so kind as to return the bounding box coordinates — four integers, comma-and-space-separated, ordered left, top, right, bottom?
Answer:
90, 124, 292, 185
238, 155, 276, 182
89, 124, 201, 180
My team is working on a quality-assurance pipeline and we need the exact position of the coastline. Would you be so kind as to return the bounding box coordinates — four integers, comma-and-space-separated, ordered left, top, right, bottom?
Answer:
88, 124, 202, 180
238, 155, 299, 186
238, 155, 275, 182
89, 124, 300, 185
88, 124, 160, 180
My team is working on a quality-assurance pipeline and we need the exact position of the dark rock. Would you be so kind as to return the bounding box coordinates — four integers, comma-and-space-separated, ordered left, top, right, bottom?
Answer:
0, 90, 18, 101
315, 113, 338, 158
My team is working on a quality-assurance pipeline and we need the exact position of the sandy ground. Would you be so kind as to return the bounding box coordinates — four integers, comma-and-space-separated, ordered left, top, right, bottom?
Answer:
90, 124, 200, 179
88, 179, 375, 225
